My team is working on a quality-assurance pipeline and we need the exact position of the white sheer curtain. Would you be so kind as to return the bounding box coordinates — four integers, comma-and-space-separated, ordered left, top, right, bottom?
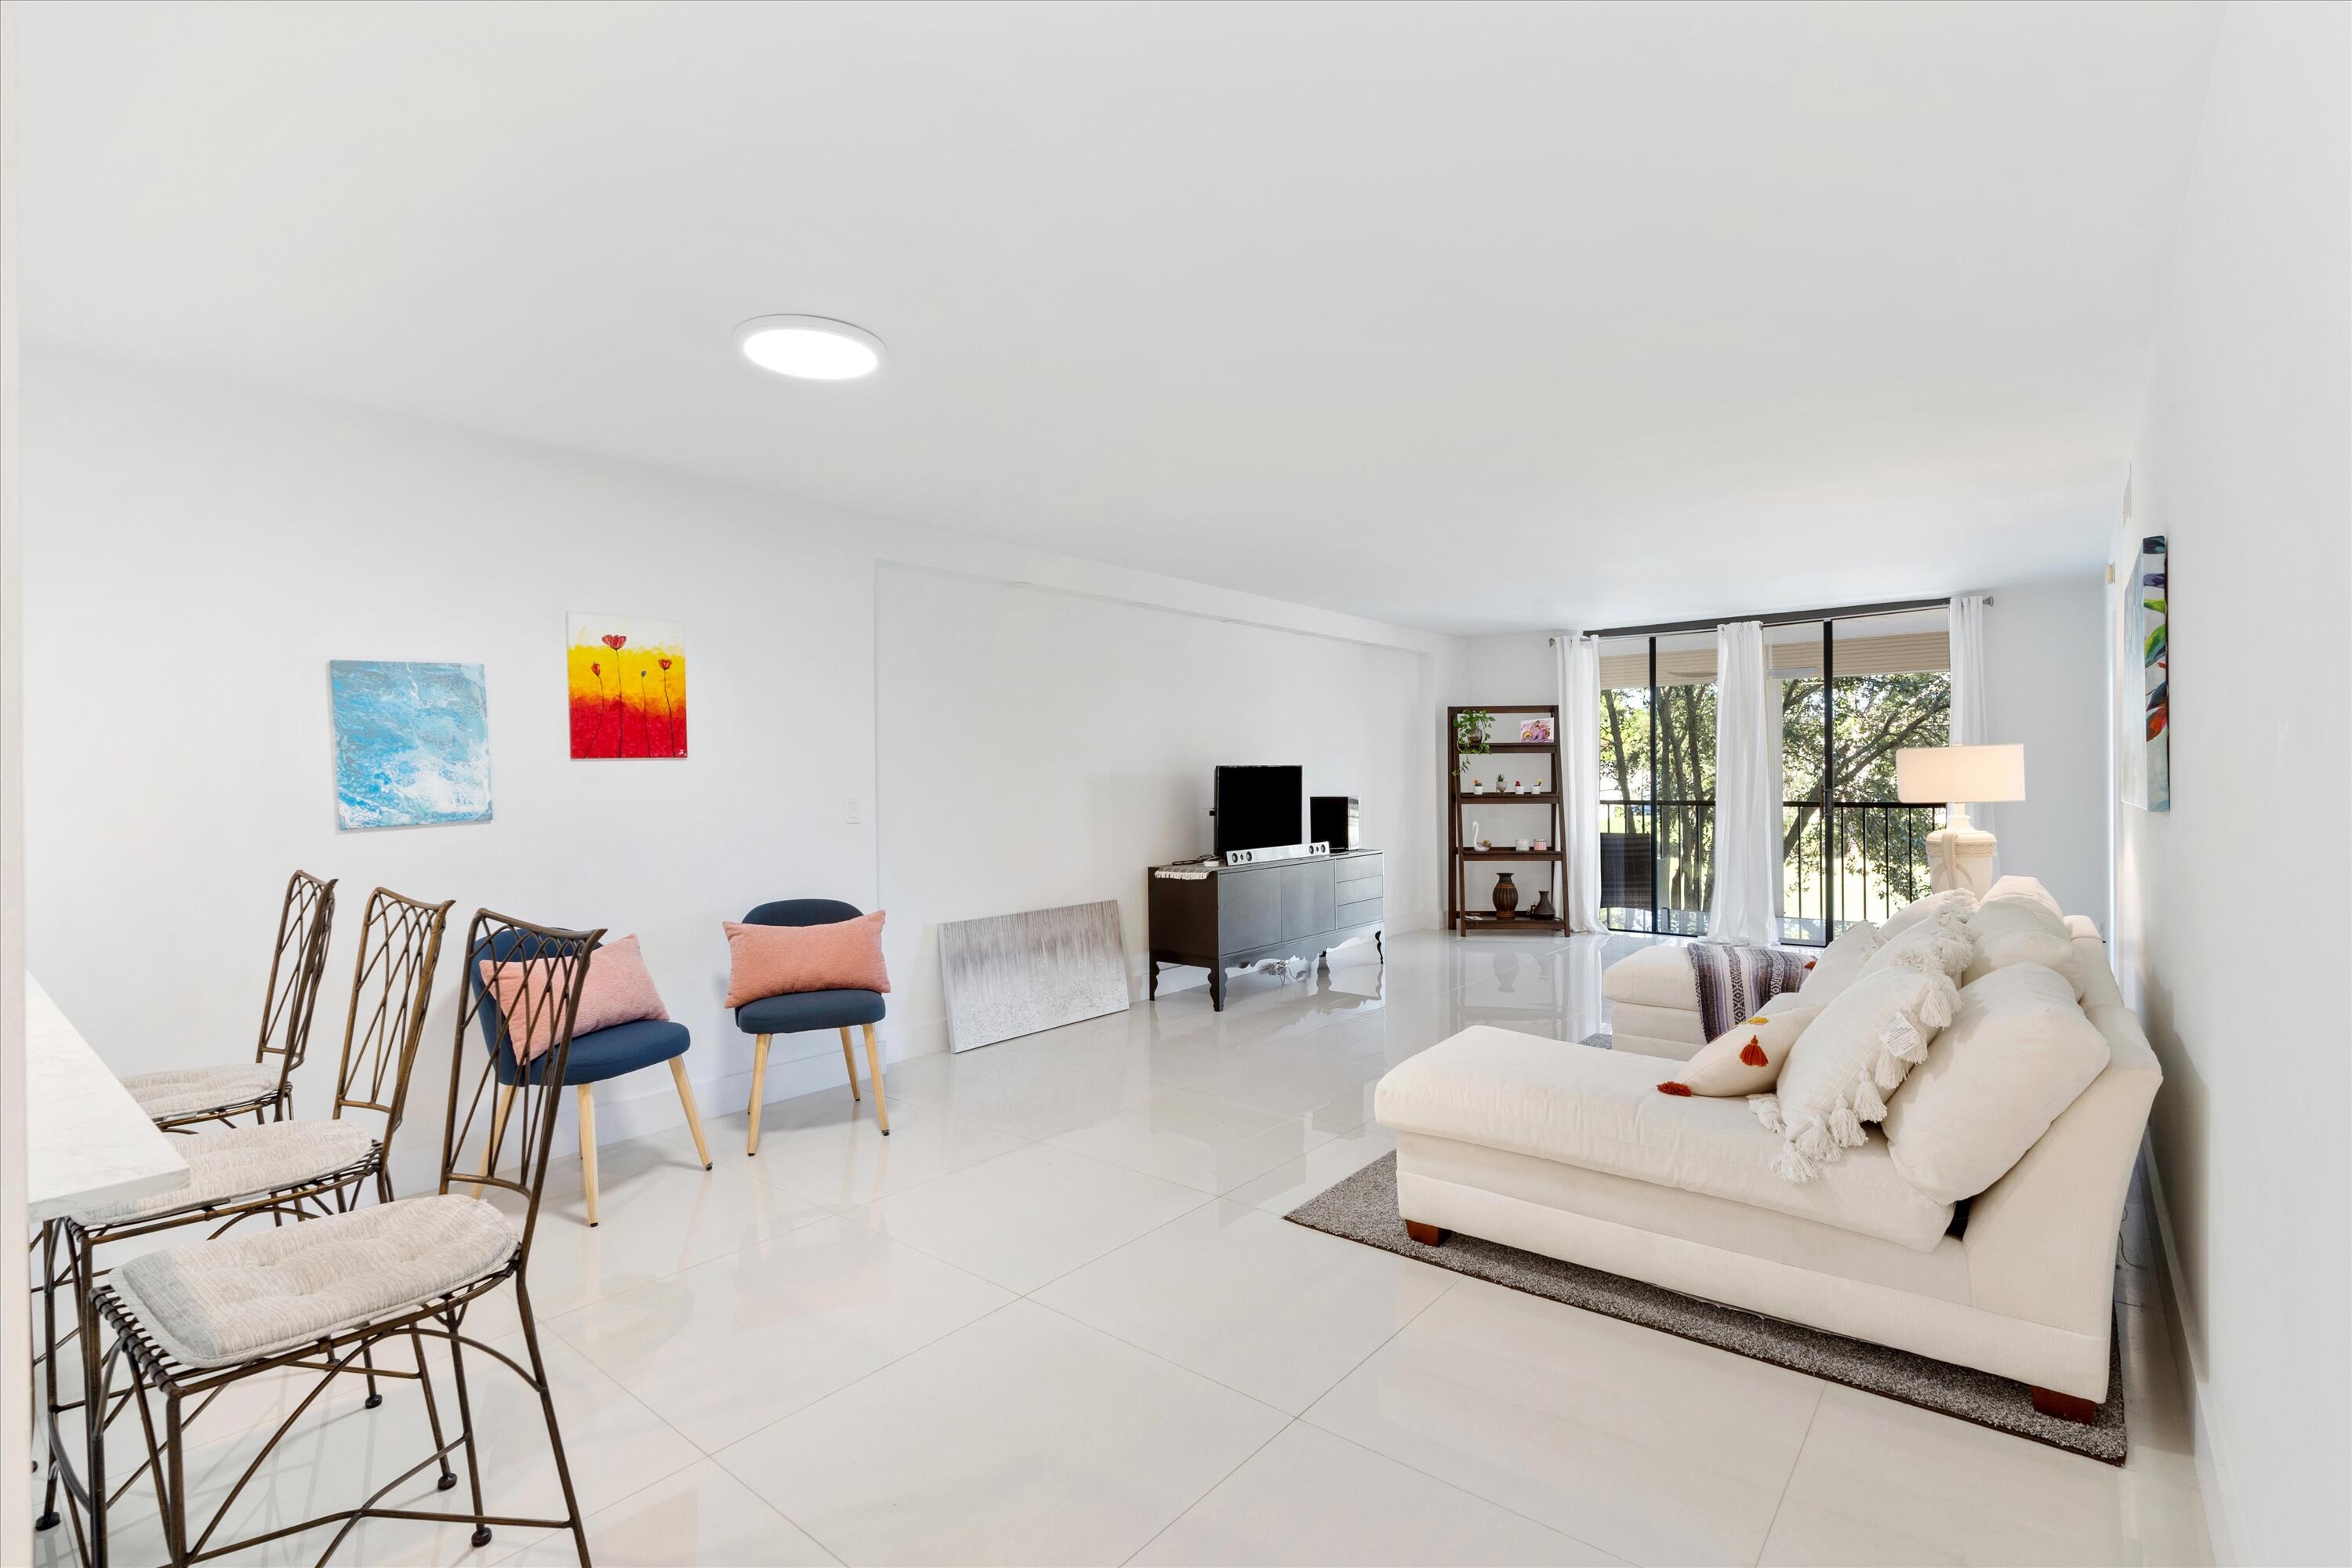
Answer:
1706, 620, 1780, 946
1948, 593, 1993, 834
1556, 633, 1604, 932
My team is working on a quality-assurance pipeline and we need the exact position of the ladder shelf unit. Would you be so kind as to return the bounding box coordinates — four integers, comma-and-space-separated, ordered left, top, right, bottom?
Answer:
1446, 703, 1566, 935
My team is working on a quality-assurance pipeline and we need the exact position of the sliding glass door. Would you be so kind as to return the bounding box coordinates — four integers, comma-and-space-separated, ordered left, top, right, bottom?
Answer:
1598, 608, 1951, 944
1777, 609, 1952, 942
1595, 633, 1716, 935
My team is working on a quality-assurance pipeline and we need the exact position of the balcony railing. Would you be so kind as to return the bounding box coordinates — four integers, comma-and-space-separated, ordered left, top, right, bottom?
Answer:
1779, 800, 1947, 944
1600, 800, 1712, 937
1600, 799, 1946, 944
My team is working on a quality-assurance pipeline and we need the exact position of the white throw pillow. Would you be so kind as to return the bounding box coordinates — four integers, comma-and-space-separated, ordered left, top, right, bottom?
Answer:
1882, 963, 2111, 1202
1986, 874, 2063, 920
1878, 889, 1975, 942
1798, 921, 1881, 1007
1963, 895, 2082, 998
1657, 1003, 1823, 1098
1856, 912, 1975, 985
1755, 963, 1958, 1183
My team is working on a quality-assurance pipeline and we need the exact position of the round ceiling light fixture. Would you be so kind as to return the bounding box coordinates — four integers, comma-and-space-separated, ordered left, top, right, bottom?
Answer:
733, 314, 884, 380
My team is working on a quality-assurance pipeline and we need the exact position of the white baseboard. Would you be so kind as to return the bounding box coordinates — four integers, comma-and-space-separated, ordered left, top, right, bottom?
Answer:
2142, 1135, 2244, 1568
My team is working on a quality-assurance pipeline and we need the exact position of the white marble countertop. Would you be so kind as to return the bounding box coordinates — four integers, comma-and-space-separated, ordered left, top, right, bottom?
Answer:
27, 974, 189, 1223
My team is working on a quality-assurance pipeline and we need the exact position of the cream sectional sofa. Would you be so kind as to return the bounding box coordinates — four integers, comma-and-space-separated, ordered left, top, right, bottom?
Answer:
1598, 942, 1714, 1057
1374, 916, 2158, 1408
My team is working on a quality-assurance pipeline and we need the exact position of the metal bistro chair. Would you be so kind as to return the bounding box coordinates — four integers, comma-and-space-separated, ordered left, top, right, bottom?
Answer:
118, 869, 338, 1131
737, 899, 889, 1155
90, 909, 601, 1567
38, 888, 452, 1559
468, 934, 712, 1227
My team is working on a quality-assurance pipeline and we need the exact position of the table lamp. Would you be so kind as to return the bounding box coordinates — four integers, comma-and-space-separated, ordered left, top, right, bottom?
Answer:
1896, 744, 2026, 898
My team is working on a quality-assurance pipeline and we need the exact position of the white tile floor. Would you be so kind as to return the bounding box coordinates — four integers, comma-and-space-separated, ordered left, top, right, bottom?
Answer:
42, 928, 2213, 1566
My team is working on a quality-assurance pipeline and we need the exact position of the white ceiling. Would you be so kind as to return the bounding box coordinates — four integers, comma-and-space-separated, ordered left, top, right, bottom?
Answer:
18, 1, 2222, 634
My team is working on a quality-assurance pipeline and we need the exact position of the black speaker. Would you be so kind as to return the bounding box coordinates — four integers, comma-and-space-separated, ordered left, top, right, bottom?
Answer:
1309, 795, 1359, 852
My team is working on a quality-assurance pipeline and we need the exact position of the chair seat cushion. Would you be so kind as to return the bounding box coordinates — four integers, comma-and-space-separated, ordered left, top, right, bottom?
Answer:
111, 1195, 517, 1369
76, 1120, 377, 1226
121, 1062, 282, 1120
1376, 1025, 1952, 1250
735, 988, 886, 1035
495, 1018, 690, 1086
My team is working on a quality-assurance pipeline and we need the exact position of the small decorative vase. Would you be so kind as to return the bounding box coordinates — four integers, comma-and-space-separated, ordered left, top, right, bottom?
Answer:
1529, 888, 1558, 923
1491, 871, 1520, 920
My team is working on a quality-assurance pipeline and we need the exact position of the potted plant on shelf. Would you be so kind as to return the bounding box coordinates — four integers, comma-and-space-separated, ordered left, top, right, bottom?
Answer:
1454, 709, 1494, 757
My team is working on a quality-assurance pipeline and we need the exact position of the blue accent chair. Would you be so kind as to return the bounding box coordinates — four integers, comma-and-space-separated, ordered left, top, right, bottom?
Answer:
736, 899, 889, 1154
468, 928, 711, 1227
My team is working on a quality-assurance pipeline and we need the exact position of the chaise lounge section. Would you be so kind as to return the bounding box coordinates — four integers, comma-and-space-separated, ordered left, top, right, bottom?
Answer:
1376, 920, 2157, 1409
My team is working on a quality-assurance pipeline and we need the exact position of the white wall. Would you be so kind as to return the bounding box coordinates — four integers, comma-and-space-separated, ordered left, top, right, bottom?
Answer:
876, 566, 1437, 1047
1977, 576, 2109, 927
21, 349, 1448, 1156
2111, 4, 2350, 1563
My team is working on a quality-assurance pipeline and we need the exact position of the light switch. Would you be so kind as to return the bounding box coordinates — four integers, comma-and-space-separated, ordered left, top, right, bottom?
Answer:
845, 796, 862, 825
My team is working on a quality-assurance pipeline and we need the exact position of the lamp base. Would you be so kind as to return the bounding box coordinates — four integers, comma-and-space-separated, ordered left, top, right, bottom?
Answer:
1926, 824, 1998, 899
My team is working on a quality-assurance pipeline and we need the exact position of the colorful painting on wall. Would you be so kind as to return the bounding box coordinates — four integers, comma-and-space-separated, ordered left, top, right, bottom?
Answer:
567, 614, 688, 758
2129, 535, 2169, 812
329, 661, 493, 830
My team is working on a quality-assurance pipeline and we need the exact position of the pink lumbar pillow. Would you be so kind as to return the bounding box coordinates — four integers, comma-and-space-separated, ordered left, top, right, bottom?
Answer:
478, 933, 670, 1065
723, 912, 890, 1008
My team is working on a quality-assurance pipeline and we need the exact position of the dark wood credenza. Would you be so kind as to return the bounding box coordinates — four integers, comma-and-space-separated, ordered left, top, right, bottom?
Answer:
1146, 848, 1384, 1011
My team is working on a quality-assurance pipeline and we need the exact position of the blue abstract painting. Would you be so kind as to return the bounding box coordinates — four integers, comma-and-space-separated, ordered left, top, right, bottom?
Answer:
329, 661, 493, 830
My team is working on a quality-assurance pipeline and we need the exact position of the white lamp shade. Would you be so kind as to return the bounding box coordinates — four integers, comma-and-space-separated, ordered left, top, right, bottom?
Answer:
1896, 743, 2025, 804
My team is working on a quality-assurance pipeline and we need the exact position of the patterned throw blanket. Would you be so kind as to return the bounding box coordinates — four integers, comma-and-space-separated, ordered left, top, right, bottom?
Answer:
1686, 944, 1812, 1040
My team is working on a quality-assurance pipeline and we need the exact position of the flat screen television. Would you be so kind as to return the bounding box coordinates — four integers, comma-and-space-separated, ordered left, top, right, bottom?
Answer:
1214, 765, 1304, 857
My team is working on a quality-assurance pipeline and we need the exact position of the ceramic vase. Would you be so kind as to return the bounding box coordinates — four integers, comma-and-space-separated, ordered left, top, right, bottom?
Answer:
1492, 871, 1520, 920
1529, 888, 1558, 923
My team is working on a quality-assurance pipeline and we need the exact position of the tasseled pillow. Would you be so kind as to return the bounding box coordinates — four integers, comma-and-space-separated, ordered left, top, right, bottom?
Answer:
1761, 963, 1962, 1183
1855, 905, 1976, 985
1656, 1003, 1823, 1098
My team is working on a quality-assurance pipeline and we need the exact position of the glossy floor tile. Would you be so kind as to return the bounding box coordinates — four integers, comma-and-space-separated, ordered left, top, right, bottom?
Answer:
492, 1459, 838, 1566
1221, 1119, 1400, 1214
544, 1215, 1014, 1451
856, 1141, 1210, 1292
1759, 1382, 2213, 1568
42, 927, 2216, 1567
1129, 1421, 1624, 1566
714, 1301, 1288, 1566
1034, 1200, 1455, 1414
1044, 1087, 1335, 1193
729, 1097, 1029, 1209
1303, 1276, 1826, 1566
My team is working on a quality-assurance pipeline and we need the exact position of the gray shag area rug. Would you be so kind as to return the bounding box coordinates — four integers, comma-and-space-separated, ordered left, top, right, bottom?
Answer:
1579, 1030, 1613, 1048
1287, 1152, 2127, 1463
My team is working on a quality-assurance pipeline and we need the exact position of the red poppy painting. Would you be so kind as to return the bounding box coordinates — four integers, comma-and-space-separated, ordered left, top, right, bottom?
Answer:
567, 614, 688, 758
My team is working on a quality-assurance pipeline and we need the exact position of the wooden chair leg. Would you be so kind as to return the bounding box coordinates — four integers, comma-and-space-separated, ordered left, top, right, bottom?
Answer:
2031, 1385, 2100, 1424
838, 1026, 861, 1101
669, 1058, 713, 1170
577, 1085, 600, 1227
746, 1034, 772, 1156
862, 1023, 890, 1136
471, 1084, 514, 1196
